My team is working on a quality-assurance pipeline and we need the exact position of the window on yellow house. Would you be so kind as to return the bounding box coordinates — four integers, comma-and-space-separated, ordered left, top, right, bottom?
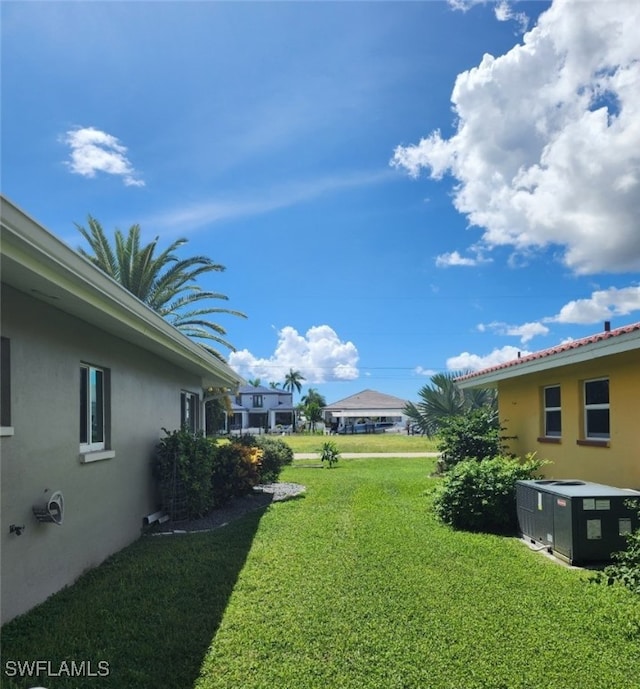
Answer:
543, 385, 561, 438
584, 378, 610, 440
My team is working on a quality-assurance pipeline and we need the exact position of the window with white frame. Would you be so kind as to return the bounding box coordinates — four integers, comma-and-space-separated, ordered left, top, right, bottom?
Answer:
543, 385, 561, 437
80, 364, 108, 451
181, 391, 199, 433
252, 394, 263, 408
1, 337, 12, 433
584, 378, 610, 440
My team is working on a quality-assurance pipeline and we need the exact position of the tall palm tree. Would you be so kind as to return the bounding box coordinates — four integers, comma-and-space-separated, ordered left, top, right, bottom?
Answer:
282, 368, 305, 396
404, 372, 497, 437
248, 378, 261, 387
76, 217, 246, 358
282, 368, 305, 431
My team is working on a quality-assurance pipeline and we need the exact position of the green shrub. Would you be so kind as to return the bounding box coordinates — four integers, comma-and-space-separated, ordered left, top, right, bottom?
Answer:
433, 454, 546, 533
211, 442, 262, 504
155, 431, 293, 519
235, 434, 294, 483
436, 407, 511, 471
595, 499, 640, 594
319, 440, 340, 468
155, 428, 216, 519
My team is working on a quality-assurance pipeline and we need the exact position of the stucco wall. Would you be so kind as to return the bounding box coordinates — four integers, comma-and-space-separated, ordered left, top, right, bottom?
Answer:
1, 286, 203, 623
498, 349, 639, 489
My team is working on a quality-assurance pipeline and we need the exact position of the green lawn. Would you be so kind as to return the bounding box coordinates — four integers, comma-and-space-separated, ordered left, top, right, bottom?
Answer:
2, 458, 639, 689
281, 432, 439, 454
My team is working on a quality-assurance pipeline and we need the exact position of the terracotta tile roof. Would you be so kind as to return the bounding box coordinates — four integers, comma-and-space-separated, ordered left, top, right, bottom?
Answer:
457, 321, 640, 383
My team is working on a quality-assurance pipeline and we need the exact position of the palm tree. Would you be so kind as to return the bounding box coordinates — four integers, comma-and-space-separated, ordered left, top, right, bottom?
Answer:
301, 387, 326, 408
404, 372, 497, 437
282, 368, 305, 431
282, 368, 305, 396
76, 217, 246, 358
248, 378, 261, 387
300, 388, 326, 433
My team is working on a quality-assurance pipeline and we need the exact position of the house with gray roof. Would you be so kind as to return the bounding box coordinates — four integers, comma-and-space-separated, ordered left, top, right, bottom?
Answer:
0, 196, 243, 623
323, 389, 409, 433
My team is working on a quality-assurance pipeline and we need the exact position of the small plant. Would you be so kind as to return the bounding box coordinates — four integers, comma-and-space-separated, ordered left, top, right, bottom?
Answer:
432, 453, 546, 533
319, 440, 340, 468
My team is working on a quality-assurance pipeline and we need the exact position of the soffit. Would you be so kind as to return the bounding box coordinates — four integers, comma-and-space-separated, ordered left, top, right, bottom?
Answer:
1, 196, 242, 391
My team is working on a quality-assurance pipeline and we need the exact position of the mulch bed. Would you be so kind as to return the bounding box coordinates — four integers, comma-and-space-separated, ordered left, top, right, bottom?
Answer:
147, 483, 305, 534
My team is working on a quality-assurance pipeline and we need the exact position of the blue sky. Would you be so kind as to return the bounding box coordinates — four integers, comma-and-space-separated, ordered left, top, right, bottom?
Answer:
3, 0, 639, 405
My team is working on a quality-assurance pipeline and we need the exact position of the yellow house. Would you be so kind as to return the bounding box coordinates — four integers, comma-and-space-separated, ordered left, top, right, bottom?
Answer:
456, 323, 640, 490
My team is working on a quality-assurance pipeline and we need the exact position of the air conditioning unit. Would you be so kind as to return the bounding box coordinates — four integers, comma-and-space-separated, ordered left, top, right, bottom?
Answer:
516, 479, 640, 565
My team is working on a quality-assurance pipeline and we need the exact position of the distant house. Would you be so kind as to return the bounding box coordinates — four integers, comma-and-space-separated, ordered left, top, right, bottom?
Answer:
323, 389, 409, 433
228, 384, 295, 433
456, 322, 640, 489
0, 196, 243, 623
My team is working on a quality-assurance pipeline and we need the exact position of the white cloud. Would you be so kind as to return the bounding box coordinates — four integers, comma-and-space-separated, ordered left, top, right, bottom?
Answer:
63, 127, 144, 187
435, 249, 491, 268
547, 285, 640, 324
415, 366, 437, 377
228, 325, 359, 384
436, 251, 476, 267
447, 345, 529, 372
480, 320, 550, 344
467, 285, 640, 363
392, 0, 640, 275
494, 0, 529, 33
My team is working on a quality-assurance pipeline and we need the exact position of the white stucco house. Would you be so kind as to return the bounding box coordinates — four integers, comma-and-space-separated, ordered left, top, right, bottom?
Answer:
0, 195, 243, 623
227, 384, 295, 433
323, 389, 409, 433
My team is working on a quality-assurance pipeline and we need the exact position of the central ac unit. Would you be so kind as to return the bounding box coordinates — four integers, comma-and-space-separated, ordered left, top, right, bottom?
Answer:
516, 479, 640, 565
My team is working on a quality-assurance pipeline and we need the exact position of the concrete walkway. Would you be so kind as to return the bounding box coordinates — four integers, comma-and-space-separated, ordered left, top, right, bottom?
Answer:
294, 452, 440, 459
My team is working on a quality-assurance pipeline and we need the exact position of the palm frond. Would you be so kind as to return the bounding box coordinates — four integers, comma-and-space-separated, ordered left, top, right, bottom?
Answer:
170, 317, 227, 335
76, 216, 119, 278
406, 371, 495, 437
76, 218, 245, 355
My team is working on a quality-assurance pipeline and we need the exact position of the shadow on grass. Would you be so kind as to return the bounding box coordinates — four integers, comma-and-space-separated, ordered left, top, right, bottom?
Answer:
1, 507, 270, 689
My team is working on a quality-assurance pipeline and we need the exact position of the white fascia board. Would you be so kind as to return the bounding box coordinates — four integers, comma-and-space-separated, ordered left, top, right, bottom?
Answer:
457, 330, 640, 389
1, 196, 242, 391
327, 409, 405, 417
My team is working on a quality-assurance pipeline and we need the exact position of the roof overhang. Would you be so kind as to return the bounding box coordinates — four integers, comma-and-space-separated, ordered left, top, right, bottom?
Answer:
326, 409, 405, 417
457, 329, 640, 389
1, 195, 243, 392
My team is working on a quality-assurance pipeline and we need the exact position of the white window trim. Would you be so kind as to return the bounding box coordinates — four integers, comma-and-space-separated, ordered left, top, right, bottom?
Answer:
1, 336, 11, 432
543, 385, 562, 438
80, 364, 107, 453
80, 449, 116, 463
584, 377, 610, 440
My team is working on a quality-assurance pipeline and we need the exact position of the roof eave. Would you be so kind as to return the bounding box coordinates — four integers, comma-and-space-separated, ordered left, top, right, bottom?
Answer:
1, 195, 242, 392
457, 330, 640, 389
